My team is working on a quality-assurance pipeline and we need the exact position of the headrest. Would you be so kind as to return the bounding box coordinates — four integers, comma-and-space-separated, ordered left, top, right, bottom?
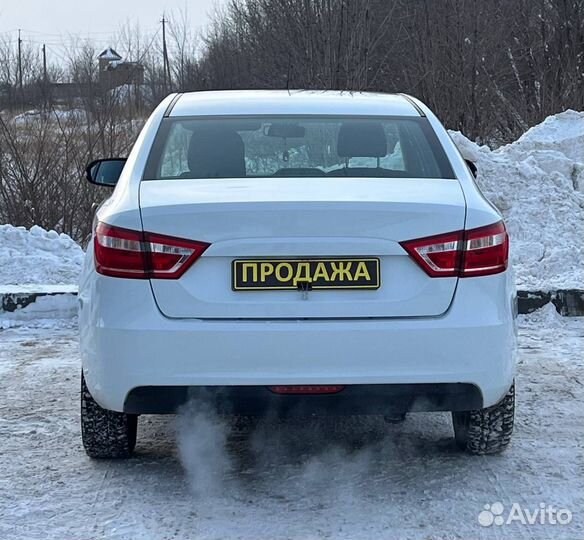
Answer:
337, 122, 387, 158
187, 127, 245, 178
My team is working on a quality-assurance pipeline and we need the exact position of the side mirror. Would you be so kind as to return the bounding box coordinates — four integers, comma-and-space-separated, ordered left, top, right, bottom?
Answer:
465, 159, 478, 178
85, 158, 127, 187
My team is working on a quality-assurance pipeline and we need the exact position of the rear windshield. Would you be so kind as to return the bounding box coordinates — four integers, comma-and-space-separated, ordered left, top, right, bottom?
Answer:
143, 115, 455, 180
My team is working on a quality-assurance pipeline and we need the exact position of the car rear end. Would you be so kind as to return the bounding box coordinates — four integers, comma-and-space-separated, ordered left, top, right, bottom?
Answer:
79, 91, 516, 455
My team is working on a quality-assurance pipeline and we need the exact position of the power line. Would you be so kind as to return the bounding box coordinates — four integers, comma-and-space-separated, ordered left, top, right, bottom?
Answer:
1, 23, 162, 74
0, 27, 157, 37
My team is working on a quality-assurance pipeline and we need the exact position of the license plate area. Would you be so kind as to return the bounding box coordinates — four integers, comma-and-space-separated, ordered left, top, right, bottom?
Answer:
232, 258, 380, 291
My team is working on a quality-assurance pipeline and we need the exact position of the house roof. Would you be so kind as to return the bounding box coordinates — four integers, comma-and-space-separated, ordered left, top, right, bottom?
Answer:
98, 47, 122, 61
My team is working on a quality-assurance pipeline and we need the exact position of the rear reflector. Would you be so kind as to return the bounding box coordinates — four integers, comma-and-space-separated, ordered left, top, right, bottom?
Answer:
94, 222, 209, 279
268, 385, 345, 395
400, 221, 508, 278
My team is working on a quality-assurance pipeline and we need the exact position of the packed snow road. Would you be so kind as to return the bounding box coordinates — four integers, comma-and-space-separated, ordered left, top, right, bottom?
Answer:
0, 307, 582, 540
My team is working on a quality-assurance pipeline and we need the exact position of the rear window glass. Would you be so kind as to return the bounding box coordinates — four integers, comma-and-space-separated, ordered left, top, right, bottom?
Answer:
144, 116, 454, 180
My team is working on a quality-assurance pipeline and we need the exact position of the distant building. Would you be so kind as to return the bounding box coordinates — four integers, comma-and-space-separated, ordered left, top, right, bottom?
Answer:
98, 47, 122, 71
98, 47, 145, 90
1, 47, 146, 107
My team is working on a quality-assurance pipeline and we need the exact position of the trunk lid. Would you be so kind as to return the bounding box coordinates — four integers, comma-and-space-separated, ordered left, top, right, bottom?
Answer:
139, 177, 465, 319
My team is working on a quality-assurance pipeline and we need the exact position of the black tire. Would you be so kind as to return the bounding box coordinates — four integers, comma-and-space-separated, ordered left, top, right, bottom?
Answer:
452, 382, 515, 455
81, 372, 138, 459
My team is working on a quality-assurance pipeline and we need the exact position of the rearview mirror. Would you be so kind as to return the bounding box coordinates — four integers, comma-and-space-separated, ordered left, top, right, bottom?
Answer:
265, 123, 306, 138
85, 158, 127, 187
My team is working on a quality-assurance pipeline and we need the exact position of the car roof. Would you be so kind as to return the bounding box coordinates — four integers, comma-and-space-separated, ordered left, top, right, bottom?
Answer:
168, 90, 422, 118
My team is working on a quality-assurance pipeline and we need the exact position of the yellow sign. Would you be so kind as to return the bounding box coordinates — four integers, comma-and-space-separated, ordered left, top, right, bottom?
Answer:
232, 258, 380, 290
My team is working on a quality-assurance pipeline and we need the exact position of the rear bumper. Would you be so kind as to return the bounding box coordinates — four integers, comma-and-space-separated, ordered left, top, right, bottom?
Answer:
79, 271, 517, 413
123, 383, 483, 415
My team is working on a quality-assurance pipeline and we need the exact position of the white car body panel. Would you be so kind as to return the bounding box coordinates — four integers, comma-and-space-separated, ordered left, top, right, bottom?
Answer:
79, 90, 517, 415
140, 177, 465, 318
407, 94, 503, 229
79, 268, 516, 412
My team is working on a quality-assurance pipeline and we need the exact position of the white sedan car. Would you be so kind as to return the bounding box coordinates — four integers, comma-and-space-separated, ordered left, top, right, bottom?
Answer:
79, 90, 516, 458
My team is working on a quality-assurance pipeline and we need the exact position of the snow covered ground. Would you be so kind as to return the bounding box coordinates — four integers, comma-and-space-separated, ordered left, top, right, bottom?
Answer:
0, 306, 582, 540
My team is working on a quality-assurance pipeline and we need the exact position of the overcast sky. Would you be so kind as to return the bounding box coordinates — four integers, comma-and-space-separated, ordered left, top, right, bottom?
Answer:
0, 0, 226, 55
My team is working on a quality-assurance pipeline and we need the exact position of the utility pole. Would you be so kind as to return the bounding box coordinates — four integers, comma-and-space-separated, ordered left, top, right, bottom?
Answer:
42, 44, 48, 111
42, 44, 47, 83
161, 14, 171, 92
161, 15, 167, 91
17, 29, 23, 108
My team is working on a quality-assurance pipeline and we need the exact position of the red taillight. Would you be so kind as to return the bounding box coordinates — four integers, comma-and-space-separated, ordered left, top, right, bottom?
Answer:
461, 221, 509, 277
94, 223, 147, 278
399, 230, 463, 277
268, 385, 345, 394
94, 222, 210, 279
400, 221, 508, 278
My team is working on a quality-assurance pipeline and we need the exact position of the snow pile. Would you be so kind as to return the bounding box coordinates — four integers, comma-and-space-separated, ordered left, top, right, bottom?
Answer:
0, 294, 78, 329
12, 109, 42, 124
0, 225, 84, 286
12, 108, 86, 124
450, 109, 584, 291
520, 301, 568, 330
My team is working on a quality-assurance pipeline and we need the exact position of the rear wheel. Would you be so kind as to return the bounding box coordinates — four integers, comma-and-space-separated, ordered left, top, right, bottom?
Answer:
81, 372, 138, 459
452, 383, 515, 455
